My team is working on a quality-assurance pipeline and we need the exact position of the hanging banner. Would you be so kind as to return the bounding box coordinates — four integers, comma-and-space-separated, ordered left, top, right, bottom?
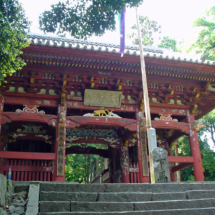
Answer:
119, 7, 126, 56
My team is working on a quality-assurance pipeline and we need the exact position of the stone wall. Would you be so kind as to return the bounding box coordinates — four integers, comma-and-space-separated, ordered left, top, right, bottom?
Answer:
0, 174, 8, 215
0, 174, 14, 215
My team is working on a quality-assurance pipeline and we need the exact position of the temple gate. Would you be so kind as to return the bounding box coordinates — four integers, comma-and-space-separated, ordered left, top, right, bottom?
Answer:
0, 34, 214, 182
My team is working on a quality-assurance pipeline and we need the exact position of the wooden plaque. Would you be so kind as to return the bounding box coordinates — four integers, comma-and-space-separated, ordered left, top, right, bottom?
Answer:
57, 122, 65, 176
139, 120, 149, 177
84, 89, 122, 108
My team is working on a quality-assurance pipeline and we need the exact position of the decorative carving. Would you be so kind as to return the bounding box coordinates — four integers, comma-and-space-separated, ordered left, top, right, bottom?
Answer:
166, 129, 174, 137
99, 137, 120, 144
139, 117, 146, 126
17, 125, 47, 133
30, 71, 35, 84
191, 120, 206, 131
128, 138, 137, 147
129, 138, 137, 144
194, 109, 202, 116
57, 123, 65, 176
120, 143, 129, 177
35, 134, 52, 144
154, 114, 178, 122
59, 112, 66, 122
66, 136, 84, 143
84, 89, 122, 108
35, 134, 52, 140
16, 105, 45, 114
8, 133, 27, 139
191, 104, 198, 114
94, 110, 109, 116
208, 84, 215, 92
157, 139, 169, 150
83, 110, 121, 118
66, 128, 118, 137
61, 93, 66, 105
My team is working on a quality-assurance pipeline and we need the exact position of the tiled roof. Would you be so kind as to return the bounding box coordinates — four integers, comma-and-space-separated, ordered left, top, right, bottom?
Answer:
28, 34, 215, 66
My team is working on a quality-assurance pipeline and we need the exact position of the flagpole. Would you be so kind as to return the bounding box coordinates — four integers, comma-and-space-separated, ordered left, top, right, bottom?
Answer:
135, 7, 158, 182
135, 7, 151, 128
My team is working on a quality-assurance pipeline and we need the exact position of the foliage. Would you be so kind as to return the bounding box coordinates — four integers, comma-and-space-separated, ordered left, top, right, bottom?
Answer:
65, 154, 89, 183
128, 16, 179, 52
176, 109, 215, 181
65, 154, 106, 183
0, 0, 30, 83
65, 144, 107, 183
200, 109, 215, 145
189, 6, 215, 60
39, 0, 143, 39
158, 36, 178, 52
128, 16, 161, 46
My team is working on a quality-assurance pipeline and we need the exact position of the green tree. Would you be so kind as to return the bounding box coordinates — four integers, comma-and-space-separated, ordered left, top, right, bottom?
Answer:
39, 0, 143, 39
201, 109, 215, 145
65, 154, 89, 183
158, 36, 178, 52
65, 154, 105, 183
177, 135, 215, 181
128, 15, 161, 46
65, 143, 107, 183
0, 0, 30, 83
189, 6, 215, 60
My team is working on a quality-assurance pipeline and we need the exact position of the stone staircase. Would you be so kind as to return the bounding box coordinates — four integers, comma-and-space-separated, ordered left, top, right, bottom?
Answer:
38, 182, 215, 215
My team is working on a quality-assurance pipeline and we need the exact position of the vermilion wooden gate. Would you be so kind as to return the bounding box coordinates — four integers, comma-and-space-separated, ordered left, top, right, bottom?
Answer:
129, 162, 140, 183
2, 159, 53, 181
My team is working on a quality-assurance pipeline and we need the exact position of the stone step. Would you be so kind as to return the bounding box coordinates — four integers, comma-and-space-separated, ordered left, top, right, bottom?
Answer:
40, 182, 215, 193
13, 181, 30, 193
40, 192, 98, 202
39, 198, 215, 213
40, 191, 187, 202
38, 207, 215, 215
187, 190, 215, 199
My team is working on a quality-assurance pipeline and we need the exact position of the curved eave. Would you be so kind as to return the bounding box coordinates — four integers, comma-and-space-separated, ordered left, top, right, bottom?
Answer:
23, 43, 215, 77
28, 34, 215, 68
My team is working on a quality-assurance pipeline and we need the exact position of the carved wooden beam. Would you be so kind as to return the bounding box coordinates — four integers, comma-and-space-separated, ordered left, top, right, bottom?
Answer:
66, 147, 109, 158
172, 163, 192, 172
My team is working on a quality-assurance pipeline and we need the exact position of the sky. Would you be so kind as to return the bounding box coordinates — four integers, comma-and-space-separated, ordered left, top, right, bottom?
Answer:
19, 0, 215, 45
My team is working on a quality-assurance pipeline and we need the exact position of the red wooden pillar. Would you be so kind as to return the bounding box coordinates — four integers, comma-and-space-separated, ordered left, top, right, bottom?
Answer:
136, 111, 150, 183
120, 142, 130, 183
0, 95, 3, 143
187, 112, 204, 181
53, 104, 67, 182
0, 95, 4, 174
168, 148, 176, 182
108, 146, 113, 183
